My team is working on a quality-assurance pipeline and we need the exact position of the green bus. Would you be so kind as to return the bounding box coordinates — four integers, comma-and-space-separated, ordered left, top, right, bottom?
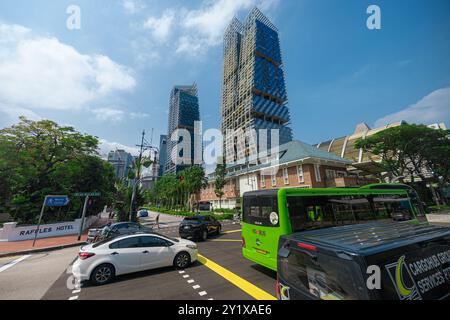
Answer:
241, 184, 423, 271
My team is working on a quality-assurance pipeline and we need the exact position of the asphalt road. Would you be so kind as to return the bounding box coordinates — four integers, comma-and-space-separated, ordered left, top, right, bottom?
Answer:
0, 220, 277, 300
0, 247, 79, 300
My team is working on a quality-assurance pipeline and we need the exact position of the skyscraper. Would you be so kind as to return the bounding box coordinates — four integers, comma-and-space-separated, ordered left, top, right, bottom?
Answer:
107, 149, 134, 180
158, 134, 167, 177
165, 84, 201, 174
222, 8, 293, 164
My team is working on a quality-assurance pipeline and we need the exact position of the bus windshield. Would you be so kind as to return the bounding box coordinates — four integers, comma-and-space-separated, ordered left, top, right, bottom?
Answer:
287, 194, 415, 232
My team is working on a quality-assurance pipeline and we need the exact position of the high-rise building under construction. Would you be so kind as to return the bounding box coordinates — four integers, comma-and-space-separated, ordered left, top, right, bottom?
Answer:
222, 8, 293, 164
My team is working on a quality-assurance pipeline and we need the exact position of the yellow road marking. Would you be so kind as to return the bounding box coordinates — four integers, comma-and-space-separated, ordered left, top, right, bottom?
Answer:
222, 230, 241, 234
209, 239, 242, 243
198, 254, 277, 300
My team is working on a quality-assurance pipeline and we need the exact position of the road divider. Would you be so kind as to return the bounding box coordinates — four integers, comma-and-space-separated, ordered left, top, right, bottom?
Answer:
197, 254, 276, 300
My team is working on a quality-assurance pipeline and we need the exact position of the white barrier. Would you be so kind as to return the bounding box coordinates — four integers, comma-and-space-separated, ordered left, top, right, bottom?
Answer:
0, 214, 100, 242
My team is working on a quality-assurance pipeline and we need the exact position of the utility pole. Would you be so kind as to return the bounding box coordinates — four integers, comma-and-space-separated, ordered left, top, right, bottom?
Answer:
128, 130, 160, 222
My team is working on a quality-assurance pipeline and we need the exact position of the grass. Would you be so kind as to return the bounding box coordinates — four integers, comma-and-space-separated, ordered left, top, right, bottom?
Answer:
429, 205, 450, 213
144, 207, 234, 221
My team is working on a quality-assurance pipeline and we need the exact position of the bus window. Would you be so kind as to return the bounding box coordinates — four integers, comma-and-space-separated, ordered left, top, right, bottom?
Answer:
372, 194, 413, 221
287, 194, 414, 232
243, 196, 278, 227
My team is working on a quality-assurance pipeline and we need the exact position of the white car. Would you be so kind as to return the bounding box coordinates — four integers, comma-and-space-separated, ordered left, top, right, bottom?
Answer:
72, 233, 198, 286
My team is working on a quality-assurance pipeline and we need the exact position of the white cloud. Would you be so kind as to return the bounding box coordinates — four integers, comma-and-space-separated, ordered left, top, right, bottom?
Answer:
0, 22, 136, 114
98, 139, 140, 157
91, 108, 125, 123
143, 10, 175, 42
0, 103, 41, 128
122, 0, 145, 15
139, 0, 280, 57
130, 112, 150, 119
375, 87, 450, 127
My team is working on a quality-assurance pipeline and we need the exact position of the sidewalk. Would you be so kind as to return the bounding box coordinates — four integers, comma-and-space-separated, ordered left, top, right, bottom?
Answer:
0, 217, 112, 256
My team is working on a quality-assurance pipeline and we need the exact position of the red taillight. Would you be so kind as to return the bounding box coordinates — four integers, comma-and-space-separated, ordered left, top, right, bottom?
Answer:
242, 237, 246, 248
297, 243, 317, 251
276, 279, 280, 300
79, 252, 95, 260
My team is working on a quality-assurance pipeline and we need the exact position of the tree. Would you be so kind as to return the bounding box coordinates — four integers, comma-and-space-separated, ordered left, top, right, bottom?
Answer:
214, 163, 226, 209
0, 117, 116, 224
179, 166, 208, 212
356, 124, 450, 204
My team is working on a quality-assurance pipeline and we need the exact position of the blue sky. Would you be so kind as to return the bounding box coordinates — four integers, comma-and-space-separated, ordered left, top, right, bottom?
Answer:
0, 0, 449, 156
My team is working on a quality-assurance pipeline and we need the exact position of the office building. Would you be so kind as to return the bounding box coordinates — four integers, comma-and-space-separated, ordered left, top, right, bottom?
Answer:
107, 149, 134, 180
165, 84, 201, 174
222, 7, 293, 164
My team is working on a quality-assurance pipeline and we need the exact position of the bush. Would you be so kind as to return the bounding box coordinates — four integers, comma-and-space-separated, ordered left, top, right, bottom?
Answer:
147, 207, 234, 221
213, 208, 236, 214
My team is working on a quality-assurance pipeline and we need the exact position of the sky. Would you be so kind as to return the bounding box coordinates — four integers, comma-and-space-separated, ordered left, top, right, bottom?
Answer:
0, 0, 449, 157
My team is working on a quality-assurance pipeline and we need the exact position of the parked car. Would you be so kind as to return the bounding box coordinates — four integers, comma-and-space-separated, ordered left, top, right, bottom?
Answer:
88, 222, 152, 243
197, 201, 212, 212
73, 233, 198, 286
277, 221, 450, 300
87, 223, 111, 244
179, 215, 222, 241
137, 210, 149, 218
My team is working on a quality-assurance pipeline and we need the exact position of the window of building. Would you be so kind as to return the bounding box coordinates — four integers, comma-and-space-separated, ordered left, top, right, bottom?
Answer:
337, 171, 347, 178
325, 169, 336, 179
297, 165, 305, 183
314, 164, 322, 182
271, 173, 277, 187
283, 168, 289, 185
260, 173, 266, 188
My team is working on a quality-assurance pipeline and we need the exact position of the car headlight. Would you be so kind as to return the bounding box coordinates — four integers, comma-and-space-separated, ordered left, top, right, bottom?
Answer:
186, 244, 197, 250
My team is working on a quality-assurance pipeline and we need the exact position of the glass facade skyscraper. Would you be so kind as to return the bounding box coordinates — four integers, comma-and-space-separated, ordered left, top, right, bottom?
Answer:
222, 8, 293, 164
165, 84, 200, 174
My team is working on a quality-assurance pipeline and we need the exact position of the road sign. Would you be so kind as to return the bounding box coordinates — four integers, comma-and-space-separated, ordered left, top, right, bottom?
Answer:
44, 196, 70, 207
33, 195, 70, 247
74, 192, 101, 197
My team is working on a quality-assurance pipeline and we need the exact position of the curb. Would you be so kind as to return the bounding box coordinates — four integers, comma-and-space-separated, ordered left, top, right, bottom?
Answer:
0, 241, 86, 258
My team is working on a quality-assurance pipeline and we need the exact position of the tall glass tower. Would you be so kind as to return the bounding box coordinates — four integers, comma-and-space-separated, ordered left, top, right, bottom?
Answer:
165, 84, 200, 174
222, 8, 293, 164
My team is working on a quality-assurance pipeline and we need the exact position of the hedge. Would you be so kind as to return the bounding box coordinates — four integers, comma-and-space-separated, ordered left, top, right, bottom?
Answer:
143, 207, 234, 221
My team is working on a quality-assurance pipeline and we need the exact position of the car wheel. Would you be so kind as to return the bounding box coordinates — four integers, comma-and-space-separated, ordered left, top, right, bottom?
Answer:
174, 252, 191, 269
201, 229, 208, 242
90, 264, 115, 286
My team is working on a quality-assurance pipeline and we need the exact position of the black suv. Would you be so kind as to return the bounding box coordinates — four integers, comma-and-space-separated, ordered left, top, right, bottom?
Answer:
277, 222, 450, 300
179, 215, 222, 241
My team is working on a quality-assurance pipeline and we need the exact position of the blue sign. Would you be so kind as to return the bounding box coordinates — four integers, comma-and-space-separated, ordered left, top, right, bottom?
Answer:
45, 196, 70, 207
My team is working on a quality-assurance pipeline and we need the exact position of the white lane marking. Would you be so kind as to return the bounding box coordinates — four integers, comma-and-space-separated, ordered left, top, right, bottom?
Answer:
183, 275, 190, 278
179, 270, 185, 274
68, 296, 79, 300
0, 255, 31, 273
199, 291, 207, 296
72, 289, 81, 294
187, 279, 195, 284
193, 285, 201, 290
208, 298, 214, 300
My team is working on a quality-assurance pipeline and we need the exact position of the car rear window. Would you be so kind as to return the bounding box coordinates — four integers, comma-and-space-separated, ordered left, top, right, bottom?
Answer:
184, 217, 202, 223
278, 245, 368, 300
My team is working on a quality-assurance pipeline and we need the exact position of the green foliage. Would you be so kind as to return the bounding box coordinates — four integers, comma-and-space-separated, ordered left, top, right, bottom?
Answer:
147, 207, 233, 221
355, 124, 450, 184
214, 163, 226, 209
0, 117, 116, 224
